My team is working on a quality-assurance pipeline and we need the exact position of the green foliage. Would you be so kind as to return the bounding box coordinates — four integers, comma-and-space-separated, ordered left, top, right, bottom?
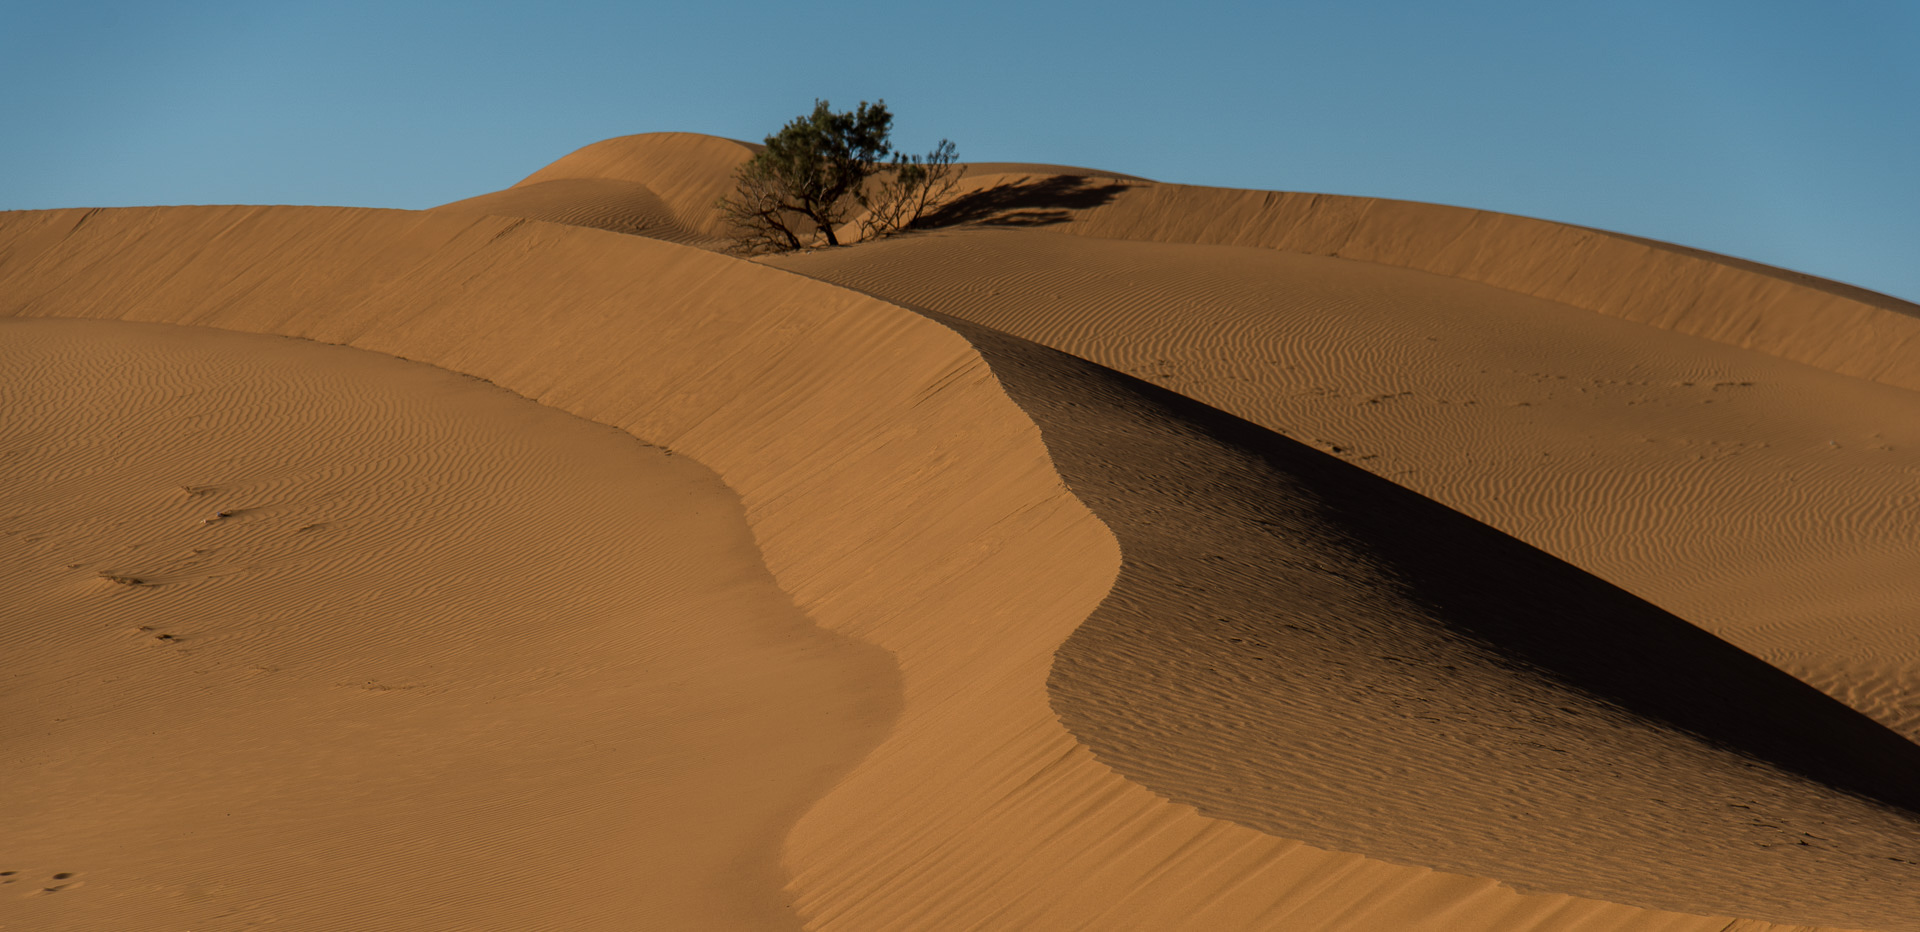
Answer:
719, 99, 964, 254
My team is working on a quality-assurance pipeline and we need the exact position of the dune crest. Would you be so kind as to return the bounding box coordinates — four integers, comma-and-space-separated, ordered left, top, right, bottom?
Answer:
970, 319, 1920, 925
465, 133, 1920, 392
1040, 183, 1920, 390
435, 176, 705, 243
771, 227, 1920, 743
434, 132, 755, 242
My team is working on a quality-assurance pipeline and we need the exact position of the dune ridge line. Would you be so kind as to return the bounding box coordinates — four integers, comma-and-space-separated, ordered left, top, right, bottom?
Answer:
446, 133, 1920, 394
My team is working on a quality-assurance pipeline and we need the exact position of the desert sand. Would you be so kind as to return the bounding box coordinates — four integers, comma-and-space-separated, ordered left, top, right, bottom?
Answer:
4, 132, 1918, 930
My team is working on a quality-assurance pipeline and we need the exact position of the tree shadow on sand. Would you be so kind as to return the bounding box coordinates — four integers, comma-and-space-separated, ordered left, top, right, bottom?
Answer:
919, 176, 1134, 229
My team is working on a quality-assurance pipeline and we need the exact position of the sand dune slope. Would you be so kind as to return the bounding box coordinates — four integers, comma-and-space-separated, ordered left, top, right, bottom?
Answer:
1, 318, 893, 931
772, 228, 1920, 742
434, 176, 709, 243
3, 203, 1911, 931
433, 132, 755, 242
923, 172, 1920, 391
941, 316, 1920, 927
426, 134, 1155, 248
436, 133, 1920, 391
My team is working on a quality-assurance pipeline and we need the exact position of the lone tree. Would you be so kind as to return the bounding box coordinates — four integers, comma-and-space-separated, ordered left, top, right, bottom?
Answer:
718, 99, 963, 254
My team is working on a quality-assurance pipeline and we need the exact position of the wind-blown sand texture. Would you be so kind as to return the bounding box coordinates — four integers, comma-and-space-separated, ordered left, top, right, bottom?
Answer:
4, 133, 1917, 930
2, 317, 894, 931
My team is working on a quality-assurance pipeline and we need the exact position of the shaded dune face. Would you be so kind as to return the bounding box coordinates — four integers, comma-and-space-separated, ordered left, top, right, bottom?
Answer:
770, 232, 1920, 923
933, 315, 1920, 927
769, 227, 1920, 743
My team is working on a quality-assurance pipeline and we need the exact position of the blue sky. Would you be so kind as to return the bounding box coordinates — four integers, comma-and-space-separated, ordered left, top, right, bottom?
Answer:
4, 1, 1915, 302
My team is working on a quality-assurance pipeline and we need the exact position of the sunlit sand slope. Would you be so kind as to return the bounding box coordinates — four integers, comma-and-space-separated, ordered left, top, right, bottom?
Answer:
435, 176, 707, 243
0, 317, 895, 932
1, 204, 1905, 931
437, 133, 1920, 391
772, 228, 1920, 742
930, 170, 1920, 390
434, 132, 755, 242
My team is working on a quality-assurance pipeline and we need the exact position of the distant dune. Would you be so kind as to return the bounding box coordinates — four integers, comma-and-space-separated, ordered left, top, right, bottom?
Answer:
4, 133, 1917, 931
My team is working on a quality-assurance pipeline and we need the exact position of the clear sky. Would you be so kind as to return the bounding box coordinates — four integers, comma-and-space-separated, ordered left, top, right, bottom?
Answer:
5, 1, 1915, 302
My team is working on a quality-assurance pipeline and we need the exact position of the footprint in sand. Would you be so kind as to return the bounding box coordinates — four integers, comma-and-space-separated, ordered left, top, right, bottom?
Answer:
26, 872, 81, 896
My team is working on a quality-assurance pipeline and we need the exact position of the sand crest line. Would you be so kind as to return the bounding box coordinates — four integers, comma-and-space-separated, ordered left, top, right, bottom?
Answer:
450, 132, 1920, 392
772, 223, 1920, 747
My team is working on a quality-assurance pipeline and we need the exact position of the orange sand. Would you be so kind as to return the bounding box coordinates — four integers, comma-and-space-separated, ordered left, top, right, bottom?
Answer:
4, 133, 1916, 931
1, 318, 892, 930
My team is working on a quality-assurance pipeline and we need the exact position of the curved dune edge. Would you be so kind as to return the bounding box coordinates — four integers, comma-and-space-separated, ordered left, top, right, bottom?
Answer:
491, 132, 755, 239
0, 205, 1874, 931
946, 313, 1920, 927
1, 317, 895, 932
461, 133, 1920, 392
434, 177, 711, 244
1032, 182, 1920, 390
766, 226, 1920, 744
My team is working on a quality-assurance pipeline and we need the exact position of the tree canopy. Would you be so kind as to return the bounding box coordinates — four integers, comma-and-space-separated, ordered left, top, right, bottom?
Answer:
718, 100, 962, 254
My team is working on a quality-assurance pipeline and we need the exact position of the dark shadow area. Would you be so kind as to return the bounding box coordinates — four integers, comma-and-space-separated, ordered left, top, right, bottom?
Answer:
1107, 352, 1920, 817
918, 176, 1133, 229
917, 307, 1920, 823
805, 274, 1920, 928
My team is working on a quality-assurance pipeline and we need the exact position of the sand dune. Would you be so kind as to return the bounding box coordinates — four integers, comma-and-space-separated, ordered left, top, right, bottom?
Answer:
435, 177, 708, 243
962, 319, 1920, 924
929, 171, 1920, 391
434, 132, 755, 244
5, 132, 1918, 931
1, 317, 893, 931
772, 227, 1920, 743
442, 133, 1920, 391
428, 137, 1155, 250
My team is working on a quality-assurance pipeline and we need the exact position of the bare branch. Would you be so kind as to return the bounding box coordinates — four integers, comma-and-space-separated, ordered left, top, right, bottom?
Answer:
859, 139, 966, 242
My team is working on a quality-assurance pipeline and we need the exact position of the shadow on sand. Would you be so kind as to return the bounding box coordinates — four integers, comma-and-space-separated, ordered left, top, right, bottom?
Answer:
940, 308, 1920, 820
920, 176, 1133, 229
